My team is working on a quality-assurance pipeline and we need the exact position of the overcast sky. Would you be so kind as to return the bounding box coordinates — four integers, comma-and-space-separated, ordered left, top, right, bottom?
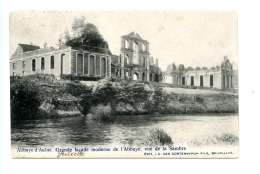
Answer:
10, 11, 237, 71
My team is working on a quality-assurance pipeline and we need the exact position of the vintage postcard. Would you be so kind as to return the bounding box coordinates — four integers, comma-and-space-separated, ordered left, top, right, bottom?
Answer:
10, 11, 238, 158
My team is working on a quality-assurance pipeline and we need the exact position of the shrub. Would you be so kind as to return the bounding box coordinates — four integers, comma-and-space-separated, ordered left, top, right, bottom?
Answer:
65, 82, 92, 97
10, 77, 41, 120
215, 133, 239, 145
61, 74, 102, 81
90, 104, 116, 123
144, 127, 173, 146
189, 133, 239, 146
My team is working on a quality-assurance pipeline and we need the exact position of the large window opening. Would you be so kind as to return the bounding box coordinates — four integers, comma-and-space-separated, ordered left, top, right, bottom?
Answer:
223, 75, 225, 88
13, 63, 16, 70
32, 59, 35, 71
125, 54, 129, 64
41, 57, 45, 70
142, 43, 145, 51
210, 75, 213, 87
227, 75, 229, 88
125, 39, 129, 48
182, 77, 185, 85
142, 72, 145, 81
133, 42, 138, 64
231, 76, 233, 88
116, 69, 120, 78
101, 58, 106, 77
142, 57, 145, 67
200, 75, 203, 87
125, 70, 129, 79
191, 76, 194, 86
89, 55, 95, 76
22, 61, 25, 68
50, 56, 54, 69
133, 73, 139, 80
61, 54, 65, 75
77, 54, 83, 75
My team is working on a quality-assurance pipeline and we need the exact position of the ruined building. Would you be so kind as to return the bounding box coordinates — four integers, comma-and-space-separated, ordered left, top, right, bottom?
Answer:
162, 56, 238, 89
111, 32, 161, 82
10, 32, 161, 82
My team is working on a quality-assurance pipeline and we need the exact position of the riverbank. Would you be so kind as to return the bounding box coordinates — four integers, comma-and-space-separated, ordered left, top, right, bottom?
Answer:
10, 75, 238, 120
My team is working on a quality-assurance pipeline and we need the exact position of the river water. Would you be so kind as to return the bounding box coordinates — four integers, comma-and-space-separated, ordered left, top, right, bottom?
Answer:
11, 113, 238, 148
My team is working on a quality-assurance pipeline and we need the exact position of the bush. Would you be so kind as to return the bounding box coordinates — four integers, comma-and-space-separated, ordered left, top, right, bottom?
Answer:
90, 104, 116, 123
10, 77, 41, 120
61, 74, 102, 81
144, 127, 173, 146
65, 82, 92, 97
189, 133, 239, 146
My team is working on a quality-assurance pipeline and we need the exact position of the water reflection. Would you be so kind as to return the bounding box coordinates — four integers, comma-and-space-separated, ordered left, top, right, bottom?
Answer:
11, 113, 238, 147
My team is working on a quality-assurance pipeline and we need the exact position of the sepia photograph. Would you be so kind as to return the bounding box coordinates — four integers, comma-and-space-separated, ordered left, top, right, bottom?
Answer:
9, 10, 238, 158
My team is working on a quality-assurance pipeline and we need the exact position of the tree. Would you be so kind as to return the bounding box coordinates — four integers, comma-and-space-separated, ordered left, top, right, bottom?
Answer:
56, 36, 64, 48
44, 42, 47, 48
195, 66, 201, 70
66, 16, 106, 48
210, 67, 216, 70
178, 64, 185, 72
186, 66, 194, 71
202, 66, 208, 70
63, 27, 71, 42
72, 16, 86, 37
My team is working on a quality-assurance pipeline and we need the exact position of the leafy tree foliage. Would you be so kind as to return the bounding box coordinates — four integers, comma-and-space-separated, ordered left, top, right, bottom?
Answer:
178, 64, 185, 72
186, 66, 194, 71
10, 78, 41, 120
66, 16, 106, 48
202, 66, 208, 70
195, 66, 201, 70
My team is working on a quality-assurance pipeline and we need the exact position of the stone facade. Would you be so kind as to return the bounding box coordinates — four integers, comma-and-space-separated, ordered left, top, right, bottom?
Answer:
10, 44, 112, 79
10, 32, 161, 82
162, 56, 238, 89
111, 32, 161, 82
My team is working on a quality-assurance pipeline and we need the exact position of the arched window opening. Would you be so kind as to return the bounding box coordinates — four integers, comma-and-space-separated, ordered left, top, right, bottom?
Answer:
200, 75, 204, 87
89, 55, 95, 76
133, 73, 139, 80
101, 58, 106, 77
210, 75, 213, 87
125, 70, 129, 79
182, 76, 185, 85
190, 76, 194, 86
142, 43, 145, 51
118, 55, 121, 64
50, 56, 54, 69
41, 57, 45, 70
142, 57, 145, 67
13, 63, 16, 70
223, 75, 225, 88
125, 54, 129, 64
125, 39, 129, 48
22, 61, 25, 68
116, 69, 120, 78
77, 54, 83, 75
32, 59, 36, 71
133, 42, 138, 64
142, 72, 145, 81
61, 54, 65, 75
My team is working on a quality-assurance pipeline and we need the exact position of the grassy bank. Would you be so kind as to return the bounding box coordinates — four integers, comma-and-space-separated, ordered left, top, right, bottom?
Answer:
10, 75, 238, 120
